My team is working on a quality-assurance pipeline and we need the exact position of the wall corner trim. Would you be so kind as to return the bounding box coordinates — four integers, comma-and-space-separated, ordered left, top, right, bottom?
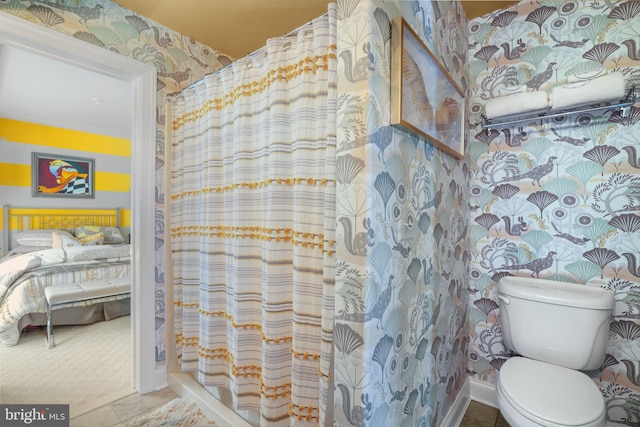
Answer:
470, 377, 498, 408
439, 376, 471, 427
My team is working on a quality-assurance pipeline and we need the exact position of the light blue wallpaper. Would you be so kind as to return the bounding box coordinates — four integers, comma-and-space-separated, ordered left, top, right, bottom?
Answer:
334, 1, 469, 425
467, 1, 640, 425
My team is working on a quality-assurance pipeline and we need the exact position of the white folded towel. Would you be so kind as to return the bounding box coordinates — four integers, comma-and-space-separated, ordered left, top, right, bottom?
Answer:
567, 68, 607, 82
484, 91, 550, 119
498, 85, 528, 96
551, 72, 626, 110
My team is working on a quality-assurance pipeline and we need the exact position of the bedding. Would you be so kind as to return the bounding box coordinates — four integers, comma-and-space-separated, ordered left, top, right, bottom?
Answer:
0, 244, 131, 346
0, 245, 51, 262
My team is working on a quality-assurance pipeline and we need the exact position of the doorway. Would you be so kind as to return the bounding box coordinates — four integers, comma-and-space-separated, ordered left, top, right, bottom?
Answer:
0, 11, 162, 394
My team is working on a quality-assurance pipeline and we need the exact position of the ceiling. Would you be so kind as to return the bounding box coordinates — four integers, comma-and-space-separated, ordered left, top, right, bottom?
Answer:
114, 0, 519, 59
0, 43, 132, 139
0, 1, 517, 140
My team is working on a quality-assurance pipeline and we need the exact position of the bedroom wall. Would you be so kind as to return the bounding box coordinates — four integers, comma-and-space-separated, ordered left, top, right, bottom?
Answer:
466, 1, 640, 425
0, 0, 228, 364
0, 118, 131, 252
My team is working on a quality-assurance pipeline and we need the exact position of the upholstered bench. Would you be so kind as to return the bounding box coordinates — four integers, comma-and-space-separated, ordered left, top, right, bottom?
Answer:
43, 278, 131, 348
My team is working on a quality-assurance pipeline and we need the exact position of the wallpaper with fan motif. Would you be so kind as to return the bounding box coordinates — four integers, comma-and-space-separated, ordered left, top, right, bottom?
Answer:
334, 1, 469, 425
467, 1, 640, 424
0, 0, 230, 364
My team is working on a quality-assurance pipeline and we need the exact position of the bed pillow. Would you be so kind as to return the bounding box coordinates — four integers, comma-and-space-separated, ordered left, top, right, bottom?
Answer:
52, 231, 104, 248
13, 230, 73, 247
75, 225, 125, 244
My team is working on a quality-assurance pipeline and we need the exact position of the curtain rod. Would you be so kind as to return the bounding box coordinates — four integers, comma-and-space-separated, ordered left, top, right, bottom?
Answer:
168, 11, 329, 98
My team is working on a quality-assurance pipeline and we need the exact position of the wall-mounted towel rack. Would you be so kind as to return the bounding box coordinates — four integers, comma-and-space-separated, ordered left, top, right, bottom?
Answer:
481, 85, 637, 129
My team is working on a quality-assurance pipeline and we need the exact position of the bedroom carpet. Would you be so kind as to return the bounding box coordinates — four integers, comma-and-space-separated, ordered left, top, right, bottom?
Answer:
0, 315, 132, 411
116, 397, 220, 427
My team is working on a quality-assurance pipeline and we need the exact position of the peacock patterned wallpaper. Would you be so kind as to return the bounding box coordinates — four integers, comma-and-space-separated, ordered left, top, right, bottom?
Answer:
334, 1, 469, 425
467, 1, 640, 424
0, 0, 230, 364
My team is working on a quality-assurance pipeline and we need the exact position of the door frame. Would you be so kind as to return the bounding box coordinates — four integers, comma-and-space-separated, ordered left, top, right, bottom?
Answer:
0, 11, 164, 393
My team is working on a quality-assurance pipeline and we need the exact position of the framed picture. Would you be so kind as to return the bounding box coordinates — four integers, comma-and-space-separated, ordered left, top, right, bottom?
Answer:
32, 152, 95, 198
391, 17, 465, 159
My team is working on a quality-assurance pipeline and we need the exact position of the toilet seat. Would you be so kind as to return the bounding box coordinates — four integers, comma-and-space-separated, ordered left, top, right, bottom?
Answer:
497, 357, 606, 426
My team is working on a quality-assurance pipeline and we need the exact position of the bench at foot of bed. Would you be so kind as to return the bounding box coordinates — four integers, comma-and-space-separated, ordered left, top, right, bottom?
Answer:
44, 278, 131, 349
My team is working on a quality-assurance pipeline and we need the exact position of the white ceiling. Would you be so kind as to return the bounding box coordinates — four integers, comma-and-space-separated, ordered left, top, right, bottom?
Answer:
0, 43, 132, 139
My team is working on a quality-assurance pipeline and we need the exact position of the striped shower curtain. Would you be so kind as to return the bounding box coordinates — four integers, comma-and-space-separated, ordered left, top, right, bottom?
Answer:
169, 5, 336, 426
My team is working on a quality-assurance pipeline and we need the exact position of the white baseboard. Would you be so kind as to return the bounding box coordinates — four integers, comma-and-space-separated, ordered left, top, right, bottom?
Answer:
470, 378, 498, 408
440, 377, 471, 427
168, 373, 253, 427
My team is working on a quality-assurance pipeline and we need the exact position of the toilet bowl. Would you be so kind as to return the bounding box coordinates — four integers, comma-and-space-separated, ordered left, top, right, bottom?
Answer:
496, 277, 613, 427
497, 357, 606, 427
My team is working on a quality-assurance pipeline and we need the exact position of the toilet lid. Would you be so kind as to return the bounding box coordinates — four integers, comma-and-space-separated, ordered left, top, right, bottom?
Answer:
499, 357, 605, 425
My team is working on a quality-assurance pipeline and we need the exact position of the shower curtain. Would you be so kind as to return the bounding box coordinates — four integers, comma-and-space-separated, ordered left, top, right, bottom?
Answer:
169, 5, 336, 426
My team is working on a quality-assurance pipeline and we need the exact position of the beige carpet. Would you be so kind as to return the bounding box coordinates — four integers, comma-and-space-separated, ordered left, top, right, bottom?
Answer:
117, 397, 220, 426
0, 315, 132, 408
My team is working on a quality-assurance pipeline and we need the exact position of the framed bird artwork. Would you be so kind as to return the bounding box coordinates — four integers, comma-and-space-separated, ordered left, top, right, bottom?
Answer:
32, 152, 95, 198
391, 17, 466, 159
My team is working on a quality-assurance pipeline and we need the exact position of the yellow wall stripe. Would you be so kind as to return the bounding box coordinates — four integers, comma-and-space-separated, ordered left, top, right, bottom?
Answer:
95, 171, 130, 192
0, 163, 30, 186
120, 209, 131, 228
0, 118, 130, 157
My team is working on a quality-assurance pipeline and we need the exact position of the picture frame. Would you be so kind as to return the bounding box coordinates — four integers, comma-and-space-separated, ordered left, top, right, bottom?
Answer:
391, 17, 466, 159
32, 152, 95, 198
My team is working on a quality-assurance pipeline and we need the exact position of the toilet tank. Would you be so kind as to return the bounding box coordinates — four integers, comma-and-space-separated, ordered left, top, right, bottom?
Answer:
498, 276, 614, 370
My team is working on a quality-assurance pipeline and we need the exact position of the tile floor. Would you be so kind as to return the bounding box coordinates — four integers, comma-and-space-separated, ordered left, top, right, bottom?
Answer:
72, 390, 505, 427
461, 401, 510, 427
70, 387, 179, 427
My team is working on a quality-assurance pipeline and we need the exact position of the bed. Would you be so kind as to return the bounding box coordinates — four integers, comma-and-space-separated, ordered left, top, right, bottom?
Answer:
0, 206, 131, 346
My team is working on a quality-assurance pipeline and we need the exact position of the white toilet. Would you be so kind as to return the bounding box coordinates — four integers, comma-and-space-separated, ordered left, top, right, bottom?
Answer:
496, 276, 614, 427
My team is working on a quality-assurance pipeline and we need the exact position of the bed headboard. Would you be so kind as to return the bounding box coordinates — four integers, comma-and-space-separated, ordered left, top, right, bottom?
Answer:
2, 205, 121, 251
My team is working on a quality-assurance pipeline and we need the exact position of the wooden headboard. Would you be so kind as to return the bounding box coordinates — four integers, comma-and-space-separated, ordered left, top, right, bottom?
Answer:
2, 205, 121, 251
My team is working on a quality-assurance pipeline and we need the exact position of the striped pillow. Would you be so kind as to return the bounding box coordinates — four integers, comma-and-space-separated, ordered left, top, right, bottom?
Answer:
75, 226, 125, 244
